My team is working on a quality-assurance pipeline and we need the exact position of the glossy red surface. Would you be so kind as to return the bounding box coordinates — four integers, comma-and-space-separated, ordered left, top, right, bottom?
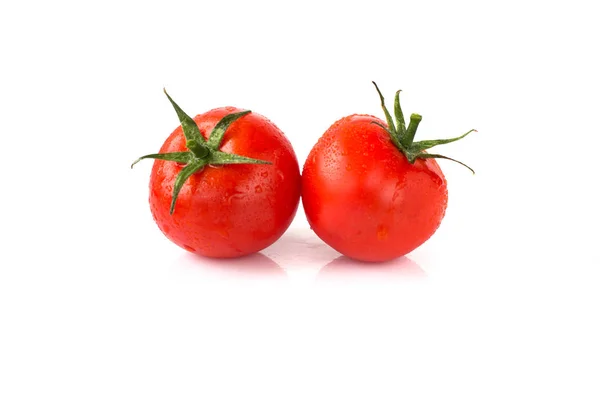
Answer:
150, 108, 301, 258
302, 114, 448, 262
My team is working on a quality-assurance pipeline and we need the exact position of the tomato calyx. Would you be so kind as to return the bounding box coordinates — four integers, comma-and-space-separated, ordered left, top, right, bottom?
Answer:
132, 89, 271, 214
371, 82, 476, 174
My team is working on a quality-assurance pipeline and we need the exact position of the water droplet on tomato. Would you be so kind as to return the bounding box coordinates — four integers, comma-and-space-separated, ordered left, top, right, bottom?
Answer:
226, 191, 245, 205
255, 185, 263, 193
261, 171, 268, 177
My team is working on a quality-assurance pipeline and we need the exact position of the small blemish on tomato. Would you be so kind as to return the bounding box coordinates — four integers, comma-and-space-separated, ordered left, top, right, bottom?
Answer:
255, 185, 263, 193
183, 244, 196, 253
260, 171, 268, 177
377, 224, 388, 240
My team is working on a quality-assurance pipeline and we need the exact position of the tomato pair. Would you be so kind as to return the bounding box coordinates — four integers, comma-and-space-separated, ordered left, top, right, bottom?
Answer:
133, 84, 474, 262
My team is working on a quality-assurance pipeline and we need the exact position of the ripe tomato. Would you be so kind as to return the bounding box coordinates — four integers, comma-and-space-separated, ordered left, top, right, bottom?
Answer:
302, 83, 474, 262
133, 91, 301, 258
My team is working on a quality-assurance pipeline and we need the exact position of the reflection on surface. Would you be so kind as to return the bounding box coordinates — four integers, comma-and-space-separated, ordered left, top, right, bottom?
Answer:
261, 227, 341, 269
177, 251, 286, 279
317, 255, 426, 281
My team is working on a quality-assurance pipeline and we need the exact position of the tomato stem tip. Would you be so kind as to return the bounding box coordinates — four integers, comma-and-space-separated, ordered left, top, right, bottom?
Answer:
371, 82, 475, 173
132, 91, 270, 214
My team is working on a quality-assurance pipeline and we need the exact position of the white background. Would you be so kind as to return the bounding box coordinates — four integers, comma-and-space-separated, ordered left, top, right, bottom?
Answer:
1, 0, 599, 398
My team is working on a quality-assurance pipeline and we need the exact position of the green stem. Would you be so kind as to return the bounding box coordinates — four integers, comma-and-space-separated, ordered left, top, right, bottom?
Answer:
371, 83, 475, 174
402, 113, 422, 148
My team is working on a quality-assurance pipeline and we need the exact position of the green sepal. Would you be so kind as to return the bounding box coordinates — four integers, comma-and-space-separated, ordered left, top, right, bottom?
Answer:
131, 152, 193, 169
414, 153, 475, 174
411, 129, 477, 152
371, 82, 475, 174
170, 159, 207, 214
207, 110, 252, 150
209, 151, 271, 165
163, 89, 209, 158
370, 121, 404, 150
133, 91, 275, 214
393, 90, 406, 137
372, 81, 397, 138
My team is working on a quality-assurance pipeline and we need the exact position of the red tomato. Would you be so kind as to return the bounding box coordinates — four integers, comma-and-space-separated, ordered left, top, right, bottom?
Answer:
134, 92, 300, 258
301, 83, 474, 262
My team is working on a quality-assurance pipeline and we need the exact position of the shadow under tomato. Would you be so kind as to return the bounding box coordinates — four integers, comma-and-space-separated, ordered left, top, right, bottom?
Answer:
317, 255, 427, 282
178, 251, 287, 280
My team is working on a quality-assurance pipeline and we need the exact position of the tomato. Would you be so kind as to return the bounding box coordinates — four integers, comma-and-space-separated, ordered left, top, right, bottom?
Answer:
301, 83, 474, 262
133, 91, 300, 258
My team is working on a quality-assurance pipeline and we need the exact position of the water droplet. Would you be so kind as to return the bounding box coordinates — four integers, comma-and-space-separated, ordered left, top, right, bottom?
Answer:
255, 185, 263, 193
260, 171, 268, 177
226, 192, 245, 205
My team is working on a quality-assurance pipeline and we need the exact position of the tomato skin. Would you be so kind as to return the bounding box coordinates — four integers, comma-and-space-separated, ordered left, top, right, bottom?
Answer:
302, 114, 448, 262
149, 107, 300, 258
